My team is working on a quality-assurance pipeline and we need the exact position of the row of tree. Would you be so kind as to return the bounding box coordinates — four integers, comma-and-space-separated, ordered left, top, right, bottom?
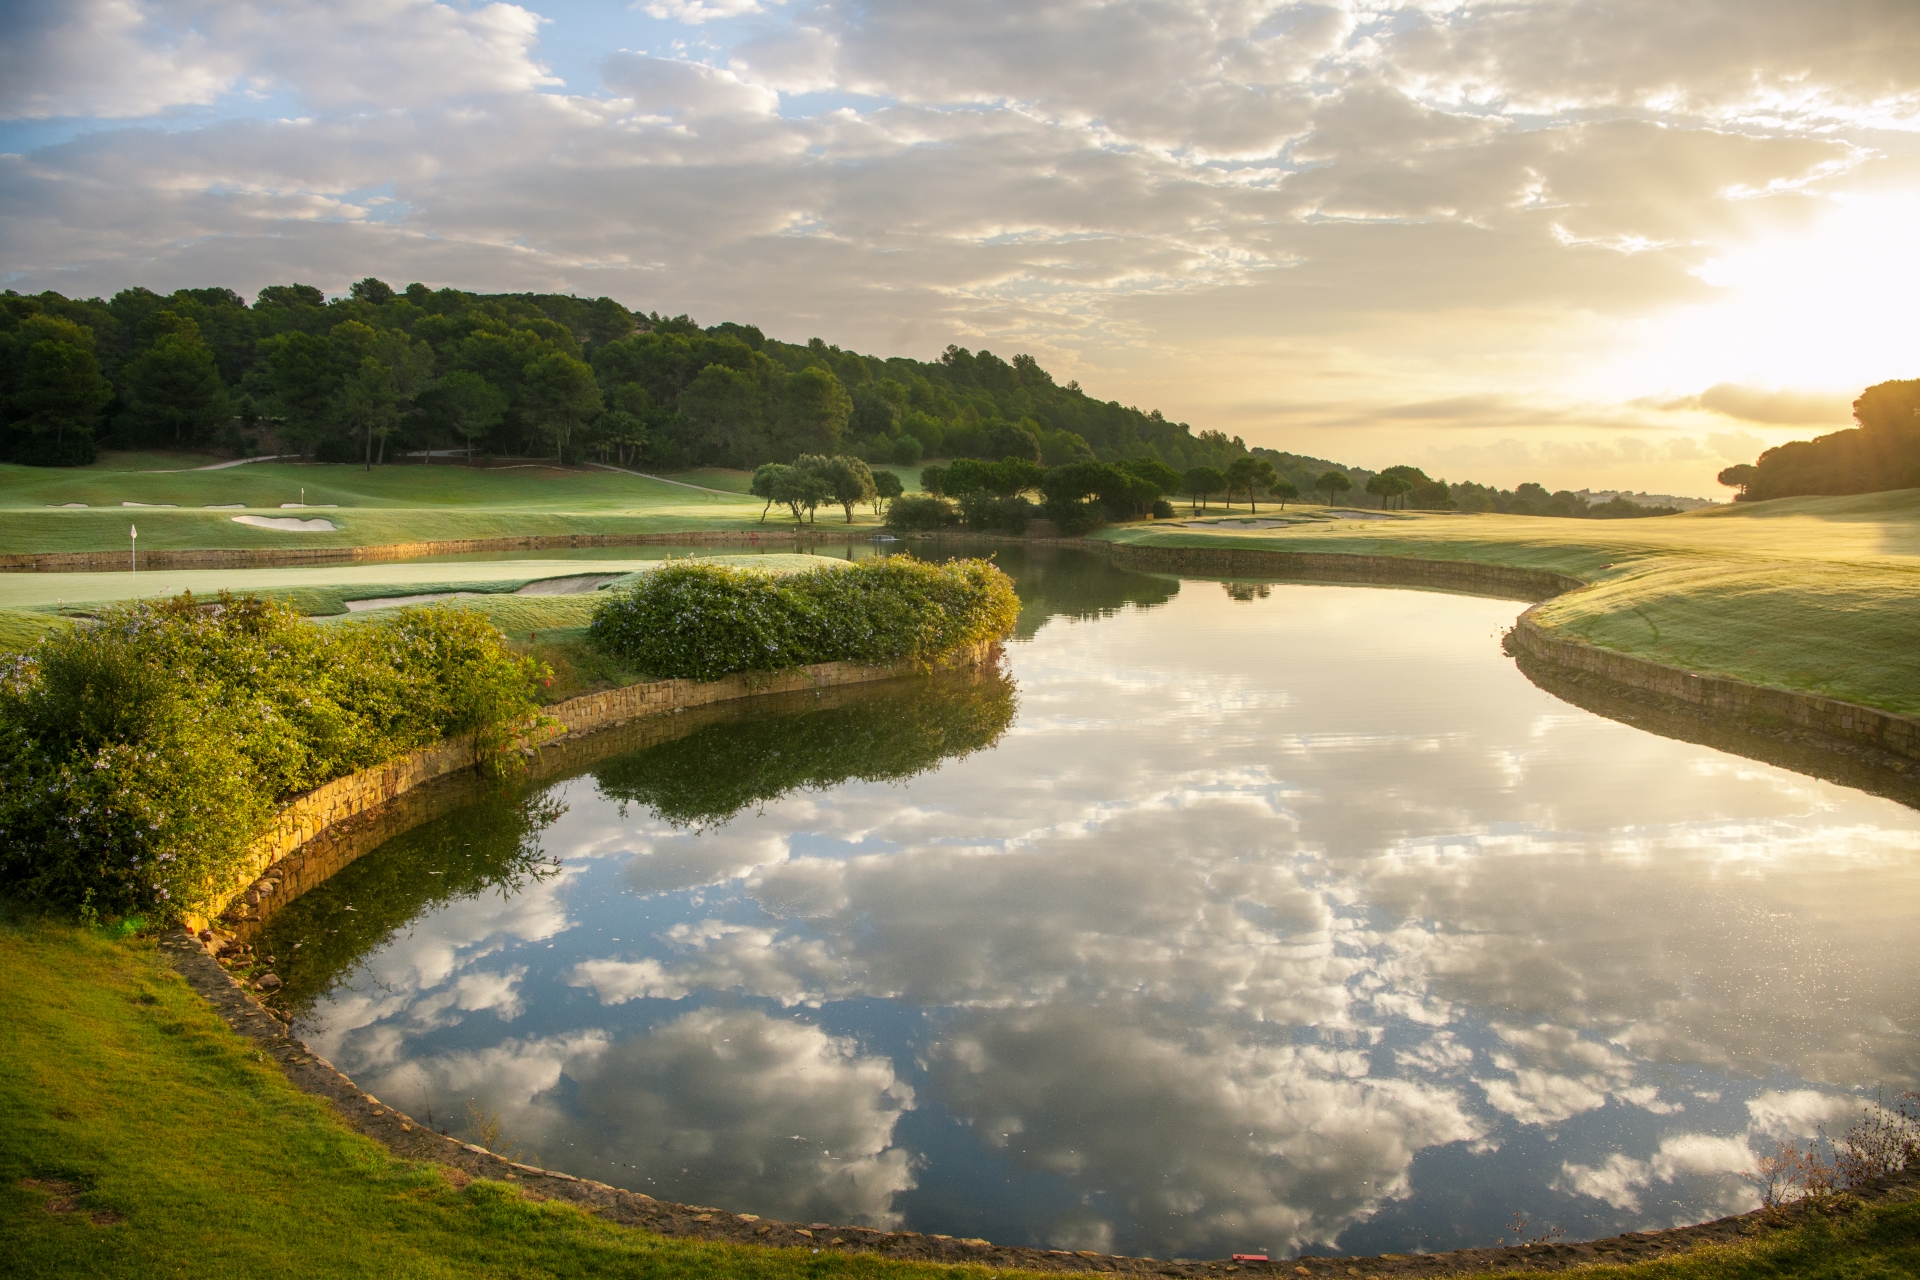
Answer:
0, 278, 1265, 474
748, 454, 905, 523
1717, 379, 1920, 502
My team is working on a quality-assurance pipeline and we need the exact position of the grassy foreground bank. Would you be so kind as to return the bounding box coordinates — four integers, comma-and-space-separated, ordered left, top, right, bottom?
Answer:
5, 911, 1917, 1278
1099, 489, 1920, 716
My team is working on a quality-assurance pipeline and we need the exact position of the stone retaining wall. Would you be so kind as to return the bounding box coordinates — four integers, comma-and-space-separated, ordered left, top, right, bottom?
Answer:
187, 641, 994, 932
0, 528, 814, 574
1104, 542, 1583, 601
1107, 540, 1919, 789
1505, 616, 1920, 768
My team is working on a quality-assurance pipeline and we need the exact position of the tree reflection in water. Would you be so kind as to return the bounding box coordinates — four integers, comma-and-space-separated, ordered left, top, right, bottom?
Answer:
593, 666, 1017, 829
262, 665, 1017, 1009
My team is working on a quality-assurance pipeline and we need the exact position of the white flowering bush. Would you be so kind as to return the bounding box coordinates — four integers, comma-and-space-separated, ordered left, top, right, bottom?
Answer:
0, 593, 545, 922
588, 555, 1019, 681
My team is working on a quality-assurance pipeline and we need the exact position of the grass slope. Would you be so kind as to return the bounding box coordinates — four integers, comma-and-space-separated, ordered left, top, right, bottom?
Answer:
0, 459, 845, 554
1099, 491, 1920, 716
3, 910, 1914, 1278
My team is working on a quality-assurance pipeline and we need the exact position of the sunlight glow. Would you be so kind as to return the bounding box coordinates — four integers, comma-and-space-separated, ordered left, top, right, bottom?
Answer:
1592, 190, 1920, 405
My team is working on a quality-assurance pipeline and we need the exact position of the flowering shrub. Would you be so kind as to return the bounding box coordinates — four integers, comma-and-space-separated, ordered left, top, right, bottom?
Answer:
0, 594, 545, 922
588, 555, 1020, 681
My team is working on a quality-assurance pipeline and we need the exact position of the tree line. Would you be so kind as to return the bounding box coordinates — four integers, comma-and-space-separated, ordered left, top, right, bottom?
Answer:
1716, 379, 1920, 502
0, 277, 1265, 473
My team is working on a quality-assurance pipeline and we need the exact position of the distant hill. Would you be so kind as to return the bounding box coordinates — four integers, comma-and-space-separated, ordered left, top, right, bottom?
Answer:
0, 279, 1256, 474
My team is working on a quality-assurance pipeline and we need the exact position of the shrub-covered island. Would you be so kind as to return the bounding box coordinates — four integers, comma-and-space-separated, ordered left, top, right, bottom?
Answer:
589, 555, 1019, 681
0, 555, 1018, 925
0, 595, 546, 923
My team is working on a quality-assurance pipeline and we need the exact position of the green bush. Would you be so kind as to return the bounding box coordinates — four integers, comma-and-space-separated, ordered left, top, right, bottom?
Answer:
0, 594, 545, 922
885, 493, 959, 530
1044, 495, 1106, 535
588, 556, 1019, 681
960, 493, 1032, 534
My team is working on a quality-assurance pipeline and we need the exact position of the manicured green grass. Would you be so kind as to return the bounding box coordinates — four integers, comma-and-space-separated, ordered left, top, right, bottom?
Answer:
0, 459, 858, 554
2, 909, 1913, 1278
1100, 490, 1920, 716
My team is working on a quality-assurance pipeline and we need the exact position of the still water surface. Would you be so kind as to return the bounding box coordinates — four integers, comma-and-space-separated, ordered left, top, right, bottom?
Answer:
262, 547, 1920, 1260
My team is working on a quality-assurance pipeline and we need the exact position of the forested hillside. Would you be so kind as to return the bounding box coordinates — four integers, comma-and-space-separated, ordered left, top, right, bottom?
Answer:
1717, 379, 1920, 501
0, 278, 1258, 474
0, 277, 1699, 521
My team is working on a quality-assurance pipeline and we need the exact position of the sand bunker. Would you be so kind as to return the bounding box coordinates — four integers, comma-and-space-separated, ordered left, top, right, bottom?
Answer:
54, 503, 87, 508
232, 515, 337, 532
122, 501, 177, 508
204, 504, 246, 510
344, 574, 624, 613
514, 574, 623, 596
1180, 519, 1294, 530
344, 592, 478, 612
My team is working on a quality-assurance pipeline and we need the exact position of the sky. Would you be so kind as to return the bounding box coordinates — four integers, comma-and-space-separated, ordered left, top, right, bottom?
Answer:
4, 1, 1920, 495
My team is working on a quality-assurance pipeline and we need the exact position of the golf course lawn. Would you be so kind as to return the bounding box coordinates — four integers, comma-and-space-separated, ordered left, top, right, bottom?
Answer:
0, 455, 883, 554
4, 909, 1915, 1279
1099, 488, 1920, 716
0, 551, 854, 656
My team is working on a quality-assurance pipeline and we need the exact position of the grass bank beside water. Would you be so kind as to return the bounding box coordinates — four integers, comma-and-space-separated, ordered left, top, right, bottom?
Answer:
1098, 490, 1920, 716
5, 909, 1916, 1278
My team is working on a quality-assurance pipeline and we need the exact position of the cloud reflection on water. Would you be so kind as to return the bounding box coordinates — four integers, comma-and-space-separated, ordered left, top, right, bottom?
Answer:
277, 569, 1920, 1257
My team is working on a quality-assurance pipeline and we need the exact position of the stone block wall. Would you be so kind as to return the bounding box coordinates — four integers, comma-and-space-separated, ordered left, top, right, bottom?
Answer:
1505, 616, 1920, 766
1104, 542, 1583, 602
189, 641, 995, 932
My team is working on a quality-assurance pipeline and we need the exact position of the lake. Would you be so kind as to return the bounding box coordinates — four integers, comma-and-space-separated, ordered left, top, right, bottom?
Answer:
259, 545, 1920, 1261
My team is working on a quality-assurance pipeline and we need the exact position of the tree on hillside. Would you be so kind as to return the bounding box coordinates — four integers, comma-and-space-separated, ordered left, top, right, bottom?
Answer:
372, 330, 434, 464
677, 364, 763, 466
751, 461, 791, 522
775, 462, 830, 523
818, 454, 877, 523
779, 366, 853, 457
1317, 470, 1353, 505
420, 370, 506, 462
123, 314, 230, 448
596, 382, 651, 468
335, 357, 399, 471
1183, 466, 1226, 512
1272, 480, 1299, 509
1120, 456, 1183, 500
522, 352, 603, 463
9, 315, 112, 463
920, 464, 946, 496
1716, 463, 1758, 499
1228, 456, 1278, 512
1366, 473, 1413, 509
258, 329, 337, 455
871, 469, 903, 515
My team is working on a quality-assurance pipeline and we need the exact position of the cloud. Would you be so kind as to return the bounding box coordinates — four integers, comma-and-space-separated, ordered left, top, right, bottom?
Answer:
1694, 383, 1855, 426
0, 1, 555, 119
1555, 1131, 1755, 1212
640, 0, 765, 24
562, 1008, 917, 1225
6, 0, 1910, 494
927, 1005, 1485, 1254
